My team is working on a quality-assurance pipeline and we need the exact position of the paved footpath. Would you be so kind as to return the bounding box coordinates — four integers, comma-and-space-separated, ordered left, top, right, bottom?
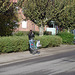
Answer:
0, 45, 75, 66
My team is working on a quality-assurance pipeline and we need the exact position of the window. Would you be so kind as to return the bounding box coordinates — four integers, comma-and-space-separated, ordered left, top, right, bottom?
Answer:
22, 20, 27, 28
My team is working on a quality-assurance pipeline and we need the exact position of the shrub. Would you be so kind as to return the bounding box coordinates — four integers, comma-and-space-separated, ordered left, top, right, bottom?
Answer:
0, 36, 29, 53
13, 31, 28, 36
35, 35, 62, 47
13, 31, 53, 36
13, 31, 39, 36
58, 32, 74, 44
33, 31, 39, 35
44, 31, 52, 35
0, 35, 62, 53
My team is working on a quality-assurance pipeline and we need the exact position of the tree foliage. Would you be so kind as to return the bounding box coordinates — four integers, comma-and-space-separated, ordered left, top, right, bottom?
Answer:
51, 0, 75, 29
0, 0, 13, 13
18, 0, 75, 29
0, 0, 18, 36
18, 0, 53, 36
18, 0, 52, 27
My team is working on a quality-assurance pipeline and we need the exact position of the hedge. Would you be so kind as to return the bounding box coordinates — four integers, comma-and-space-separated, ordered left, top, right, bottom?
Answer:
58, 32, 74, 44
35, 35, 62, 47
0, 35, 62, 53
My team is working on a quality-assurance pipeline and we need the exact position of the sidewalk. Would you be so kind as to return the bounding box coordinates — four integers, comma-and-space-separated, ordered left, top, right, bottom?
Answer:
0, 45, 75, 66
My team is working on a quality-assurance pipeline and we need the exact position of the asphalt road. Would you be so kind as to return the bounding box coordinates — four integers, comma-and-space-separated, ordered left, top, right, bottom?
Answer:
0, 50, 75, 75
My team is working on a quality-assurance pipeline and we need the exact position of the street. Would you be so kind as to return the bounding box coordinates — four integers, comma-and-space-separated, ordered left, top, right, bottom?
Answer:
0, 50, 75, 75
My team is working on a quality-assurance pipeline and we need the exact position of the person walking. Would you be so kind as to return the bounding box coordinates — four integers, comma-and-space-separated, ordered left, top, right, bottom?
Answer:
28, 30, 35, 40
28, 30, 35, 53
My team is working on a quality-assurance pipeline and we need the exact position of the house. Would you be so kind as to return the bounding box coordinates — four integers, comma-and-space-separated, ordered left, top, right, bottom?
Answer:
10, 0, 39, 32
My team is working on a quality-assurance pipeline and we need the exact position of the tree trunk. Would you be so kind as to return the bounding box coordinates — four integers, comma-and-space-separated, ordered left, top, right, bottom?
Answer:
39, 20, 44, 36
68, 27, 70, 33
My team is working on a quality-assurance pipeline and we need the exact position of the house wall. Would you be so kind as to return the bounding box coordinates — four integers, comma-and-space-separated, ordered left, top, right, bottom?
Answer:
16, 9, 39, 32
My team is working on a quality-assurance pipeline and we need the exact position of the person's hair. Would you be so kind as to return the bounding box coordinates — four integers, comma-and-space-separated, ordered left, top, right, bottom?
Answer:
29, 30, 32, 34
30, 30, 32, 32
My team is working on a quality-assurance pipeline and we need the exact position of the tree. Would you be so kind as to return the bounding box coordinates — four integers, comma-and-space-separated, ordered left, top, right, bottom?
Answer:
18, 0, 75, 35
59, 0, 75, 29
47, 0, 75, 29
0, 0, 18, 36
0, 0, 13, 13
18, 0, 53, 36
